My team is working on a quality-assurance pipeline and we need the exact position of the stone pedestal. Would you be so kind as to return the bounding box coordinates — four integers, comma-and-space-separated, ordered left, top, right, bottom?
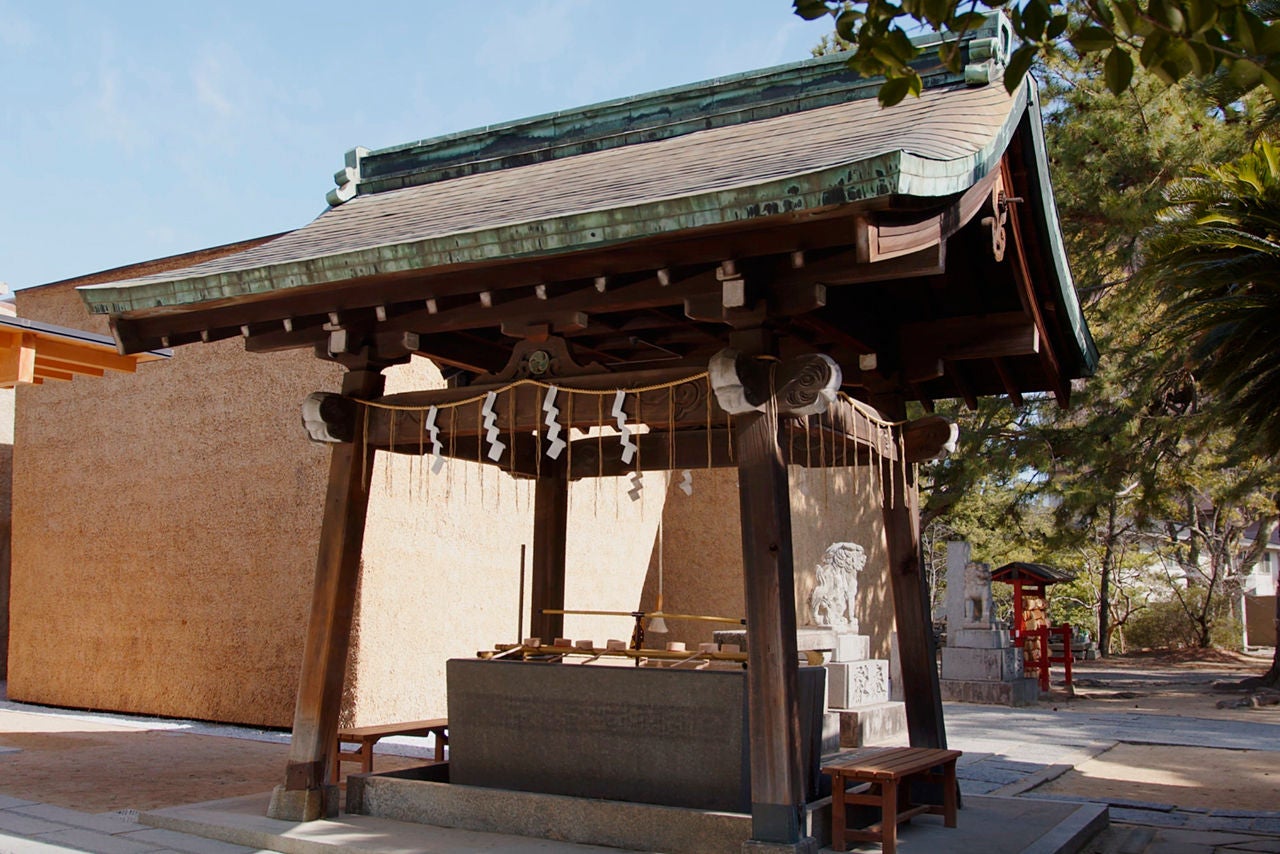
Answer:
716, 628, 906, 748
796, 627, 906, 749
938, 542, 1040, 707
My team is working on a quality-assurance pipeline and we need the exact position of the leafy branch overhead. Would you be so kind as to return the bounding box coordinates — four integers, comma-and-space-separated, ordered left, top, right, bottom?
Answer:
794, 0, 1280, 104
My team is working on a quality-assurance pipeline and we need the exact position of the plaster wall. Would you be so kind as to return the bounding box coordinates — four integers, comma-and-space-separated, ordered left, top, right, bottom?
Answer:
350, 434, 672, 724
9, 282, 340, 726
639, 465, 894, 660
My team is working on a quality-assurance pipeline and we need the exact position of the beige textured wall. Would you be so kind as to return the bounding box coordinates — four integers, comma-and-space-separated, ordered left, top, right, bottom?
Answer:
349, 429, 669, 724
0, 375, 11, 681
640, 465, 894, 659
0, 300, 14, 679
790, 466, 894, 659
9, 282, 340, 726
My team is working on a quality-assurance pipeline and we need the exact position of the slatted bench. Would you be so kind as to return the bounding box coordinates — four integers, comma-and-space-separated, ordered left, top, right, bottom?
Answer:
329, 718, 448, 784
822, 746, 961, 853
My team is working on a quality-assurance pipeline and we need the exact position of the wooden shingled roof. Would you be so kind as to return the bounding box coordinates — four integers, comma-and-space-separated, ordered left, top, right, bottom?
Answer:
991, 562, 1078, 585
77, 14, 1097, 409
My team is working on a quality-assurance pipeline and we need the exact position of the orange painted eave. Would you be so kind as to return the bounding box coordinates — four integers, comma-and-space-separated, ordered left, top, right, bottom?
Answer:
0, 318, 169, 388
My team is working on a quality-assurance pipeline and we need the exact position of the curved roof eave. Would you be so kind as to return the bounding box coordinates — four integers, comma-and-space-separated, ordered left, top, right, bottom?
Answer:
1019, 84, 1100, 377
78, 84, 1029, 319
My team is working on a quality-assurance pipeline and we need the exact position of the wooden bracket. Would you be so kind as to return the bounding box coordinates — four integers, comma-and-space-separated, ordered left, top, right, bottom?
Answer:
709, 348, 841, 416
902, 415, 959, 463
302, 392, 358, 444
478, 336, 602, 383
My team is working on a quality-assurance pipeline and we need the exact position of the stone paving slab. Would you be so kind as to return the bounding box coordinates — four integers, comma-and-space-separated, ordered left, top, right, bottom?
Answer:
142, 791, 1108, 854
118, 826, 262, 854
0, 831, 104, 853
0, 797, 38, 811
0, 810, 72, 837
945, 704, 1280, 753
0, 799, 276, 854
12, 803, 145, 834
31, 827, 165, 853
1224, 839, 1280, 852
144, 793, 637, 853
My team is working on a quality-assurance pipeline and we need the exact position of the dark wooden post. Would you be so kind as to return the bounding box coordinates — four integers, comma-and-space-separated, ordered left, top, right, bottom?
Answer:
712, 345, 835, 852
268, 367, 385, 821
880, 448, 947, 749
530, 455, 569, 643
736, 399, 811, 848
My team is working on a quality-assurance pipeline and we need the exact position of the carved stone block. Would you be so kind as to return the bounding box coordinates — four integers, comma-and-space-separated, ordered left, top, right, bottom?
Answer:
826, 660, 889, 709
837, 702, 908, 747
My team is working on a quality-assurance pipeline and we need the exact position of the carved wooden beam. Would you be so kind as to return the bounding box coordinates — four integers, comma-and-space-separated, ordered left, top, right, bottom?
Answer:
303, 350, 955, 481
569, 429, 736, 478
901, 415, 959, 462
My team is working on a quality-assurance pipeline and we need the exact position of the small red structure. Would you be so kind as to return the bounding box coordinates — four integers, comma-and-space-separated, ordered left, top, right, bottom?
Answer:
992, 562, 1076, 692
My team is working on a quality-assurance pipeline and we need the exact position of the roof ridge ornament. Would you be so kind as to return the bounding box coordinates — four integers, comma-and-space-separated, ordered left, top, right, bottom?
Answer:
964, 13, 1014, 86
326, 146, 369, 207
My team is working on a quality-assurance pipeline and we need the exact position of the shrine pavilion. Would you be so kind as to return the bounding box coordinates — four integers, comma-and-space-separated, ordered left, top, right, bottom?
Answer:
66, 14, 1094, 853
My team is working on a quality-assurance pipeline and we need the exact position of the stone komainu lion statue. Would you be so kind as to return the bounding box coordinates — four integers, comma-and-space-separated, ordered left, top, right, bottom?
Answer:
809, 542, 867, 630
962, 560, 994, 627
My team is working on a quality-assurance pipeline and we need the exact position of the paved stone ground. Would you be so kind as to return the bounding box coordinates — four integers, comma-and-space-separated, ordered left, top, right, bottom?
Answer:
943, 689, 1280, 854
2, 664, 1279, 853
0, 794, 275, 853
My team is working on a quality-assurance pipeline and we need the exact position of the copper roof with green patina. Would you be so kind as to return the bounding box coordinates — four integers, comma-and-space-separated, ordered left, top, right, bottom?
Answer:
77, 17, 1036, 319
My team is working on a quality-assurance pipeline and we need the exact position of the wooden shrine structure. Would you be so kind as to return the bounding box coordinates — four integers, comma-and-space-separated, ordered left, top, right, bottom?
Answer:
78, 15, 1096, 852
993, 561, 1079, 691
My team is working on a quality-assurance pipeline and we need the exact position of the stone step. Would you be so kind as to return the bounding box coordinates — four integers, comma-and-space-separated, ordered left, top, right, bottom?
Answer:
832, 701, 907, 748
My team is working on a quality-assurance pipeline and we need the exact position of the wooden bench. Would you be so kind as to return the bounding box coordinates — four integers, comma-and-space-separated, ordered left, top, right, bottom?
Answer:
329, 718, 448, 784
822, 746, 961, 853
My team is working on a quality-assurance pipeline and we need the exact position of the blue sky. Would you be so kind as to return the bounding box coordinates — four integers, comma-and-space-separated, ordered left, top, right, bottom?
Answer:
0, 2, 823, 291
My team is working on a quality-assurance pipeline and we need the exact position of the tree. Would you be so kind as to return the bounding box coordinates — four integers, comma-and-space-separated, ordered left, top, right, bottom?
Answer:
913, 54, 1267, 654
1142, 136, 1280, 682
1144, 447, 1279, 647
1144, 137, 1280, 454
793, 0, 1280, 105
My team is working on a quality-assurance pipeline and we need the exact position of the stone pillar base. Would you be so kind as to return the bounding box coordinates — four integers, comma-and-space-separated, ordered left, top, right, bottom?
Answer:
939, 676, 1040, 706
266, 783, 339, 821
837, 700, 908, 747
743, 837, 820, 853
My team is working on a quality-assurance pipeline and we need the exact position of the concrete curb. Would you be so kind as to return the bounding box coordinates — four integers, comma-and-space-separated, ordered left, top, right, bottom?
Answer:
1019, 802, 1109, 854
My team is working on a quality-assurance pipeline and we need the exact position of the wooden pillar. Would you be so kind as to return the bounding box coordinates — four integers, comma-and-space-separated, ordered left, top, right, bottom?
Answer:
880, 453, 947, 750
736, 400, 809, 847
530, 455, 568, 643
710, 345, 836, 852
268, 367, 385, 821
